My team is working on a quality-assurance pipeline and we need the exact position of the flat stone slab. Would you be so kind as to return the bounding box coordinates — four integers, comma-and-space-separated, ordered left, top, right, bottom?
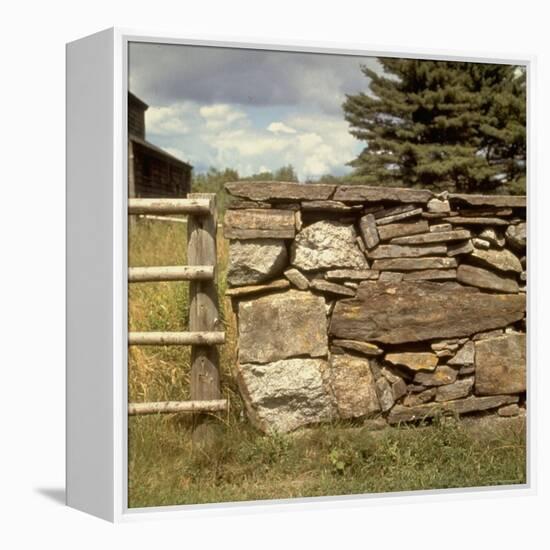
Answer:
371, 257, 457, 271
238, 358, 334, 433
470, 248, 522, 273
329, 281, 525, 344
457, 264, 519, 293
376, 208, 423, 225
325, 269, 379, 281
238, 289, 328, 363
475, 334, 526, 395
444, 216, 510, 226
403, 269, 457, 281
224, 208, 296, 239
390, 229, 471, 245
301, 200, 363, 212
414, 365, 458, 386
377, 220, 429, 241
331, 339, 384, 357
385, 352, 438, 372
449, 194, 526, 208
387, 394, 518, 424
328, 354, 380, 418
333, 185, 433, 203
225, 181, 335, 201
310, 279, 356, 297
435, 377, 474, 402
226, 279, 290, 298
227, 239, 288, 286
359, 213, 380, 249
367, 244, 447, 259
291, 220, 368, 272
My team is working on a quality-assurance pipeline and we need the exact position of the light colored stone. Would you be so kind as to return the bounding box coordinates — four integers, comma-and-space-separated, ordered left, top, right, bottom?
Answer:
479, 228, 505, 248
228, 239, 288, 286
391, 229, 471, 245
428, 198, 451, 213
378, 272, 403, 283
376, 208, 423, 225
444, 216, 509, 226
224, 208, 296, 239
385, 352, 438, 372
291, 221, 368, 272
470, 248, 522, 274
505, 223, 526, 251
498, 404, 520, 417
472, 329, 504, 341
359, 213, 380, 249
325, 269, 378, 281
329, 354, 381, 418
472, 238, 491, 249
332, 339, 384, 357
238, 290, 328, 363
330, 281, 525, 344
435, 377, 474, 402
457, 264, 519, 293
475, 334, 526, 395
294, 210, 303, 231
448, 341, 475, 366
387, 394, 519, 424
403, 269, 457, 281
430, 223, 453, 233
371, 257, 457, 271
310, 279, 356, 297
284, 267, 309, 290
225, 279, 290, 297
376, 377, 394, 412
377, 220, 429, 241
414, 366, 458, 386
367, 244, 447, 259
238, 358, 335, 433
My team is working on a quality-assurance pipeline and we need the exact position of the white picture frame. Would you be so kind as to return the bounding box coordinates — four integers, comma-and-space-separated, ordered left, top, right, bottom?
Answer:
66, 27, 536, 522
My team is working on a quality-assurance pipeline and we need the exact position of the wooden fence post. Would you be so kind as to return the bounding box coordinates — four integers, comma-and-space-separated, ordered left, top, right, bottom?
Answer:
187, 193, 221, 444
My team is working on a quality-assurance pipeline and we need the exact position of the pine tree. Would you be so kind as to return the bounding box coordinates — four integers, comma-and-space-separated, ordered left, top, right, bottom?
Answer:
343, 59, 526, 193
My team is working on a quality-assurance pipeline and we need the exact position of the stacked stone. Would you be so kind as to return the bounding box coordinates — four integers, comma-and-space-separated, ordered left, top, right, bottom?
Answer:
224, 181, 527, 433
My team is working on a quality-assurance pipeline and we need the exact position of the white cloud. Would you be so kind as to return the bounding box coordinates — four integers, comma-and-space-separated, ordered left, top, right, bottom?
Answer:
267, 122, 297, 134
199, 104, 247, 130
145, 100, 362, 180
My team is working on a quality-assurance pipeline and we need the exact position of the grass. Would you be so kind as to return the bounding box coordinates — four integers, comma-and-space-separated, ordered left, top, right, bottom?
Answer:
128, 218, 526, 509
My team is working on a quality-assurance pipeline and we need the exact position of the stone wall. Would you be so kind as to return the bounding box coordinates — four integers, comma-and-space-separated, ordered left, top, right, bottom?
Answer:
223, 182, 527, 433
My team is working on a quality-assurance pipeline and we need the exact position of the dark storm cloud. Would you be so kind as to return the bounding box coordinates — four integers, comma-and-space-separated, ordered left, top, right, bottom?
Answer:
128, 42, 380, 114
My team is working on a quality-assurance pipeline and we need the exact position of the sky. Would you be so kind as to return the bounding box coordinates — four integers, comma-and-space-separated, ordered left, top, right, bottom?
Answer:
128, 43, 381, 181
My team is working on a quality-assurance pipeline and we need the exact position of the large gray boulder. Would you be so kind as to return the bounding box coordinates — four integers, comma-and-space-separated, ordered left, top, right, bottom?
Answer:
227, 239, 288, 286
238, 290, 328, 363
291, 221, 368, 272
238, 358, 335, 433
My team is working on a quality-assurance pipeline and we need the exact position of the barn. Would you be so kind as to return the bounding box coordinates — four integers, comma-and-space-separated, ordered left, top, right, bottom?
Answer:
128, 92, 192, 198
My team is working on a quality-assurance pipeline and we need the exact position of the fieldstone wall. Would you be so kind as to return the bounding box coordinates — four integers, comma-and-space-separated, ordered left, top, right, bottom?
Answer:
223, 182, 527, 433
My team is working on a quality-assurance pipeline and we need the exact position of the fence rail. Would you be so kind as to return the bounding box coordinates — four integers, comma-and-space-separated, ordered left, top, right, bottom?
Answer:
128, 400, 228, 416
128, 265, 214, 282
128, 197, 213, 215
128, 193, 226, 442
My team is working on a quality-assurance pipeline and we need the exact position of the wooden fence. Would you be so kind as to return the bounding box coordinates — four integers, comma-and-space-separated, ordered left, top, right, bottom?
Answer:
128, 193, 227, 442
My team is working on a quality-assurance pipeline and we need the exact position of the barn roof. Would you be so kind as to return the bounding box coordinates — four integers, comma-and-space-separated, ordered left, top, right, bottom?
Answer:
130, 135, 192, 170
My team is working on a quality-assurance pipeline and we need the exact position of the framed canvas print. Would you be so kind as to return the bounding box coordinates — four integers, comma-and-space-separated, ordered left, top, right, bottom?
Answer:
66, 28, 532, 522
